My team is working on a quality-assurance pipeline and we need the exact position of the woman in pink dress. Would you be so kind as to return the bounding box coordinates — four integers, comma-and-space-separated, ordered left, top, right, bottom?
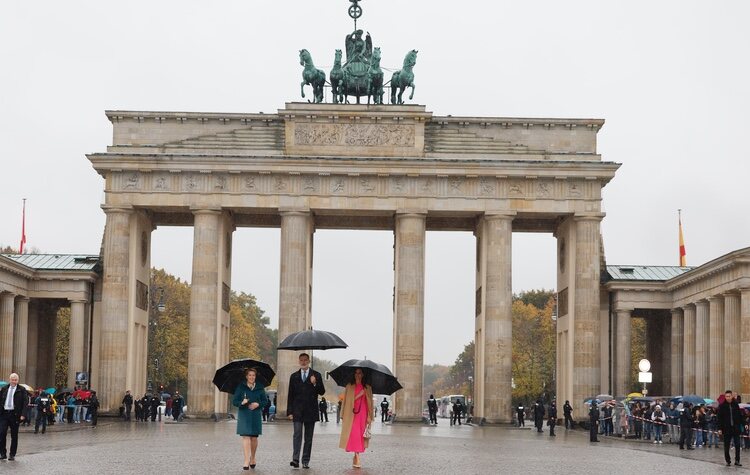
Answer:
339, 368, 373, 469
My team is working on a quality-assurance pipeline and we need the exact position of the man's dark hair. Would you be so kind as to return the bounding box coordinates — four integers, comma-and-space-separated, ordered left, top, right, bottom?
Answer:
726, 389, 733, 394
299, 353, 310, 359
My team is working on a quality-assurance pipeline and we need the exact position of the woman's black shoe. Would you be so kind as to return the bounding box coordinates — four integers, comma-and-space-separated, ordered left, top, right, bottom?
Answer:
250, 464, 256, 469
243, 466, 249, 470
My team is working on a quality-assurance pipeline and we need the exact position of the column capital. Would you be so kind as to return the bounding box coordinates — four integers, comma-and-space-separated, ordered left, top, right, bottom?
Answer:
670, 307, 684, 316
15, 296, 30, 303
190, 207, 223, 215
278, 207, 311, 216
101, 205, 134, 214
707, 295, 723, 303
0, 291, 16, 299
395, 210, 427, 219
69, 299, 88, 305
696, 299, 710, 307
573, 213, 605, 222
682, 303, 696, 311
482, 212, 516, 222
614, 307, 633, 315
722, 290, 740, 298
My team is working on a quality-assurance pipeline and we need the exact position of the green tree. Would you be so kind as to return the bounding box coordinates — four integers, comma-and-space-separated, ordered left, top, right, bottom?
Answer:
54, 307, 70, 388
630, 317, 646, 392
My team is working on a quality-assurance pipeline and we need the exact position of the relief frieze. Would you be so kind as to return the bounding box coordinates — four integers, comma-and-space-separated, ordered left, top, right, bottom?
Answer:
294, 123, 415, 147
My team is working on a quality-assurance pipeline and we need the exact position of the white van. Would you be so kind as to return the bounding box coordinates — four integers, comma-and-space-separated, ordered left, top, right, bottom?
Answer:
438, 395, 465, 418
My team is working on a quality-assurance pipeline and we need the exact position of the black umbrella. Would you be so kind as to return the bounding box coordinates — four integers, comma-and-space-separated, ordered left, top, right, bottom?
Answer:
329, 359, 403, 395
213, 359, 276, 394
277, 329, 348, 351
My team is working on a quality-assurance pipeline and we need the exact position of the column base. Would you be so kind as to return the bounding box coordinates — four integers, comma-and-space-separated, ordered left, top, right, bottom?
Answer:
390, 415, 428, 424
478, 417, 514, 425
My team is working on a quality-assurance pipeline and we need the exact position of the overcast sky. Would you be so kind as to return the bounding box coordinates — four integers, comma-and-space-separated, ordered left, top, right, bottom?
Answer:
1, 1, 748, 367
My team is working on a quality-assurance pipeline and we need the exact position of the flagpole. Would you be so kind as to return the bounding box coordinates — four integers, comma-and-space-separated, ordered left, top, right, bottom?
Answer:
678, 209, 686, 267
20, 198, 27, 254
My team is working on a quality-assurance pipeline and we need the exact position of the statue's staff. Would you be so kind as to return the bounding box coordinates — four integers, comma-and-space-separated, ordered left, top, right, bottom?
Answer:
349, 0, 363, 30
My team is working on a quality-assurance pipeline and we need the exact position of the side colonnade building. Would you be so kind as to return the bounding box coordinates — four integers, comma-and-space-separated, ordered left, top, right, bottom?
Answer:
605, 248, 750, 400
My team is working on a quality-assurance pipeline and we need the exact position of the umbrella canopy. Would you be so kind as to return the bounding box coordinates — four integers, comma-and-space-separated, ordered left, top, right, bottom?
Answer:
704, 398, 715, 404
595, 394, 614, 401
213, 359, 276, 394
59, 388, 74, 395
0, 382, 7, 388
679, 394, 706, 406
19, 384, 33, 392
626, 392, 643, 399
629, 397, 654, 404
278, 329, 348, 351
45, 387, 56, 395
329, 359, 403, 395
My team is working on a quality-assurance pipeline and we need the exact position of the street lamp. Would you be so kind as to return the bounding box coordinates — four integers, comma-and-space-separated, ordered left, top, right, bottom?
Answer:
638, 359, 652, 395
468, 376, 473, 404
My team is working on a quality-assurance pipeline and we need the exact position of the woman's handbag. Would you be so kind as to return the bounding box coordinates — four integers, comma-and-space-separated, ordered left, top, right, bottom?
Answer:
363, 423, 372, 439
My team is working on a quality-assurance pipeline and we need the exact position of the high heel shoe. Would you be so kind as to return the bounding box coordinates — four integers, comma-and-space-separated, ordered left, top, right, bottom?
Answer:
242, 466, 249, 471
250, 464, 256, 469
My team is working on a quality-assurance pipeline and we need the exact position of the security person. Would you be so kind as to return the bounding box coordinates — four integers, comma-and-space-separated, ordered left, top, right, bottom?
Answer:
380, 398, 389, 422
516, 404, 525, 427
34, 391, 51, 434
589, 401, 600, 442
563, 400, 574, 429
548, 400, 557, 436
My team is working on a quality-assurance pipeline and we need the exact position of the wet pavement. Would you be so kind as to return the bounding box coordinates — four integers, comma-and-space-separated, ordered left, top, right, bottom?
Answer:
4, 418, 747, 474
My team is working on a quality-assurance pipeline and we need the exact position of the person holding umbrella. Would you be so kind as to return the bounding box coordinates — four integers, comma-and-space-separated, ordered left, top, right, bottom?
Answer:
339, 368, 373, 469
287, 353, 325, 469
232, 368, 268, 470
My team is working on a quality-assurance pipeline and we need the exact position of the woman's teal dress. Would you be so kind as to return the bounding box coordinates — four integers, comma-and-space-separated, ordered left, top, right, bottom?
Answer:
233, 382, 268, 436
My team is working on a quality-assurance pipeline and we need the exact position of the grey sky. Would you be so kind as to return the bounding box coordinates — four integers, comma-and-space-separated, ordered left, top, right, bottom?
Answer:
1, 1, 748, 367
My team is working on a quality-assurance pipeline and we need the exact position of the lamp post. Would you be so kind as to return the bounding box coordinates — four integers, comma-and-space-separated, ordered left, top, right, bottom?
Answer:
638, 359, 652, 396
147, 281, 165, 393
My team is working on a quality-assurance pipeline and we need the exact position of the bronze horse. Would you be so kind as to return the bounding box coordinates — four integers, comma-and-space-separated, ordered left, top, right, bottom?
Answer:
299, 49, 325, 103
390, 50, 417, 104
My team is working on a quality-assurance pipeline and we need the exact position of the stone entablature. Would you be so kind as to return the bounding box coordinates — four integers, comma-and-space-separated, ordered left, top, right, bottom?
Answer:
103, 103, 604, 161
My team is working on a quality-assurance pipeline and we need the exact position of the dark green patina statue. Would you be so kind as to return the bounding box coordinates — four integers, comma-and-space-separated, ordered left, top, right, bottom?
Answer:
299, 49, 325, 104
298, 0, 417, 104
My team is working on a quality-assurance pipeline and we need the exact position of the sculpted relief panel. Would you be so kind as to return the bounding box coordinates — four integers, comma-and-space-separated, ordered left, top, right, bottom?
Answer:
294, 123, 415, 147
113, 171, 596, 202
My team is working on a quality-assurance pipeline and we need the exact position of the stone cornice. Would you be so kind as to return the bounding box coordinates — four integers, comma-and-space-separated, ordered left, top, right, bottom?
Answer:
666, 247, 750, 291
105, 110, 281, 124
431, 115, 605, 131
87, 152, 620, 180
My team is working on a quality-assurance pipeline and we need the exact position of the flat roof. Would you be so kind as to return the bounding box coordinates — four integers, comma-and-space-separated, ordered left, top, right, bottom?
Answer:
1, 254, 100, 271
605, 265, 694, 281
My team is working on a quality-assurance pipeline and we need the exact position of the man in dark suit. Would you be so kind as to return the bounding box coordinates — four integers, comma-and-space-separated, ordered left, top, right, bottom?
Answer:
0, 373, 28, 461
718, 389, 743, 466
287, 353, 325, 469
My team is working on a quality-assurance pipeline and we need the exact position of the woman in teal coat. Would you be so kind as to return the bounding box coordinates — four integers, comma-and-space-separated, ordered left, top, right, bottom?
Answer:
233, 368, 268, 470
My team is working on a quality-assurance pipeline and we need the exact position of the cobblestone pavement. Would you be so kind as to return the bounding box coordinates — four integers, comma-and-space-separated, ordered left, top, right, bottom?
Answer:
3, 418, 747, 474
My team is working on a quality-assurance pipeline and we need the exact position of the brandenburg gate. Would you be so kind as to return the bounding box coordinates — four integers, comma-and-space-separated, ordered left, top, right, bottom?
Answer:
88, 102, 619, 421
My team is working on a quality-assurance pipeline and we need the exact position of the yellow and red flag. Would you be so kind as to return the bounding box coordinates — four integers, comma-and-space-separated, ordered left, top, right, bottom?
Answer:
678, 210, 686, 267
19, 199, 27, 254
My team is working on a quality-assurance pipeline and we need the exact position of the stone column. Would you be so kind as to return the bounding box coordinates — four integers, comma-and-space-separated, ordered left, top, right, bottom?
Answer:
68, 300, 87, 388
276, 210, 313, 418
0, 292, 17, 377
683, 304, 696, 394
188, 209, 222, 417
724, 292, 741, 392
670, 308, 684, 395
476, 213, 513, 423
695, 300, 709, 396
12, 297, 29, 380
614, 308, 632, 397
740, 289, 750, 400
99, 207, 132, 411
26, 300, 39, 386
573, 216, 602, 414
708, 296, 725, 397
392, 212, 426, 421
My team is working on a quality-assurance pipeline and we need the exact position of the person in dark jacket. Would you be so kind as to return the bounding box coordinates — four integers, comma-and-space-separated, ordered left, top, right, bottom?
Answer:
563, 400, 574, 429
589, 402, 600, 442
533, 399, 546, 433
679, 403, 694, 450
380, 398, 389, 422
516, 404, 525, 427
34, 391, 51, 434
427, 395, 438, 425
548, 400, 557, 436
88, 392, 99, 427
172, 391, 184, 421
286, 353, 325, 469
149, 394, 159, 421
122, 390, 133, 421
718, 390, 742, 466
0, 373, 28, 460
318, 397, 329, 422
452, 399, 464, 426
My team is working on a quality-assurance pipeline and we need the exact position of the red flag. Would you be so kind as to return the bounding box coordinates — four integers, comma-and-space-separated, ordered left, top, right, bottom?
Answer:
20, 199, 26, 254
678, 210, 686, 267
